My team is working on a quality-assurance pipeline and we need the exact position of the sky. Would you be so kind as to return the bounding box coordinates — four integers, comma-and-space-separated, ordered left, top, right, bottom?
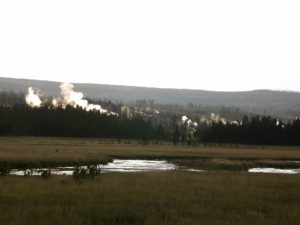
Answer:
0, 0, 300, 92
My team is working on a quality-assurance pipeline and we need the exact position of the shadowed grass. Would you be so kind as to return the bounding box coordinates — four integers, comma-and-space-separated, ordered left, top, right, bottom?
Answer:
1, 172, 300, 225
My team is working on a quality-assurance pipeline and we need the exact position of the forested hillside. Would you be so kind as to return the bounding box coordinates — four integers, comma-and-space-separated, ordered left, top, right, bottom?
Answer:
1, 77, 300, 119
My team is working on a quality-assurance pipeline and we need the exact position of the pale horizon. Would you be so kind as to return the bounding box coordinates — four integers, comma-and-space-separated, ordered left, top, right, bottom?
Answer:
1, 1, 300, 92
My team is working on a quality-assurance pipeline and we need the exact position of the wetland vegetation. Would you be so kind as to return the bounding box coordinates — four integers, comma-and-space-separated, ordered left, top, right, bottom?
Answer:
1, 137, 300, 172
1, 137, 300, 224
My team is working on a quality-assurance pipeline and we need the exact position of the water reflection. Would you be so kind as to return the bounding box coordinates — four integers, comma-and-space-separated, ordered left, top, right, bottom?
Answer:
248, 168, 300, 174
8, 159, 300, 176
101, 159, 176, 172
9, 159, 177, 176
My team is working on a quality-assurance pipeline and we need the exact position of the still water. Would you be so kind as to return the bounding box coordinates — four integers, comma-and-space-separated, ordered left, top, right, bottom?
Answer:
9, 159, 177, 176
248, 168, 300, 174
8, 159, 300, 176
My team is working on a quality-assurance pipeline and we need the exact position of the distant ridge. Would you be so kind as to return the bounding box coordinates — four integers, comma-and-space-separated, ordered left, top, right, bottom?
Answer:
1, 77, 300, 118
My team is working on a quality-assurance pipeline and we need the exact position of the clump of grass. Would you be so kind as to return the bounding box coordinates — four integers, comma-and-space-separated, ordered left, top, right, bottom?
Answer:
73, 165, 101, 179
40, 169, 51, 179
0, 162, 11, 176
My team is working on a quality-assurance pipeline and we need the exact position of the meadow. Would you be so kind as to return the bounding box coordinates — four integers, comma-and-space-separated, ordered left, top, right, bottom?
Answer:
1, 136, 300, 170
1, 137, 300, 225
1, 172, 300, 225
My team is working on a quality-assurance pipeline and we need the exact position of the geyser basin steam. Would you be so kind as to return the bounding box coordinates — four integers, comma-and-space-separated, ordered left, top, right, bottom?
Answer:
25, 82, 118, 116
25, 87, 42, 108
57, 82, 89, 109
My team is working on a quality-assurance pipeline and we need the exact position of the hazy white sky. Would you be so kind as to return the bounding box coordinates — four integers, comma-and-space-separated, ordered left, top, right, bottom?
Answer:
0, 0, 300, 91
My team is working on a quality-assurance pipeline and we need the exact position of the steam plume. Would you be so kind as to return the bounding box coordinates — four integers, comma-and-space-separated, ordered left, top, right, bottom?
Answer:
182, 115, 198, 127
25, 82, 118, 116
181, 115, 198, 132
25, 87, 42, 108
57, 82, 88, 109
200, 113, 239, 125
52, 82, 118, 116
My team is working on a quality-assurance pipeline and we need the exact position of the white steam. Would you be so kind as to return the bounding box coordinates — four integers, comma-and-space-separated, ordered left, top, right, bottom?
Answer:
26, 83, 118, 116
200, 113, 239, 125
59, 82, 88, 109
182, 115, 198, 127
25, 87, 42, 108
181, 115, 198, 132
52, 83, 89, 109
200, 113, 227, 125
181, 115, 188, 123
53, 82, 118, 116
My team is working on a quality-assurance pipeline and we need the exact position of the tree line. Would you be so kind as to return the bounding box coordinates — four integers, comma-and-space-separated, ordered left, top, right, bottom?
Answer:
0, 105, 167, 141
195, 116, 300, 146
0, 104, 299, 146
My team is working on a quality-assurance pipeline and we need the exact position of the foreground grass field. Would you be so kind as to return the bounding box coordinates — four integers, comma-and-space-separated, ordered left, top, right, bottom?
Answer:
1, 172, 300, 225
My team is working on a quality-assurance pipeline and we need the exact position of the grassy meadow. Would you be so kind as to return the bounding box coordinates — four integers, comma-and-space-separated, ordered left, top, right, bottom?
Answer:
1, 136, 300, 170
1, 172, 300, 225
0, 137, 300, 225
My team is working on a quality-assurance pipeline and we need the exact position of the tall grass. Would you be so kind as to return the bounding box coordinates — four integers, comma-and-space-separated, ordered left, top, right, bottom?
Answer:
1, 172, 300, 225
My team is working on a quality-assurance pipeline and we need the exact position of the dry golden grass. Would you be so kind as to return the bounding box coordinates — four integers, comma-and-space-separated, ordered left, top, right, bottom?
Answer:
1, 136, 300, 171
1, 136, 300, 162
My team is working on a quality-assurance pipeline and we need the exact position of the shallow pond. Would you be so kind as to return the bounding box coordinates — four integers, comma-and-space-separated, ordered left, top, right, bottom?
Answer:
101, 159, 176, 172
248, 168, 300, 174
248, 161, 300, 174
9, 159, 178, 176
7, 159, 300, 176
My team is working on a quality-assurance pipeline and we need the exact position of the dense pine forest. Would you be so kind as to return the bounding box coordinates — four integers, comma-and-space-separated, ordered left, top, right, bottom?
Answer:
0, 104, 299, 146
0, 105, 167, 141
196, 116, 300, 146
